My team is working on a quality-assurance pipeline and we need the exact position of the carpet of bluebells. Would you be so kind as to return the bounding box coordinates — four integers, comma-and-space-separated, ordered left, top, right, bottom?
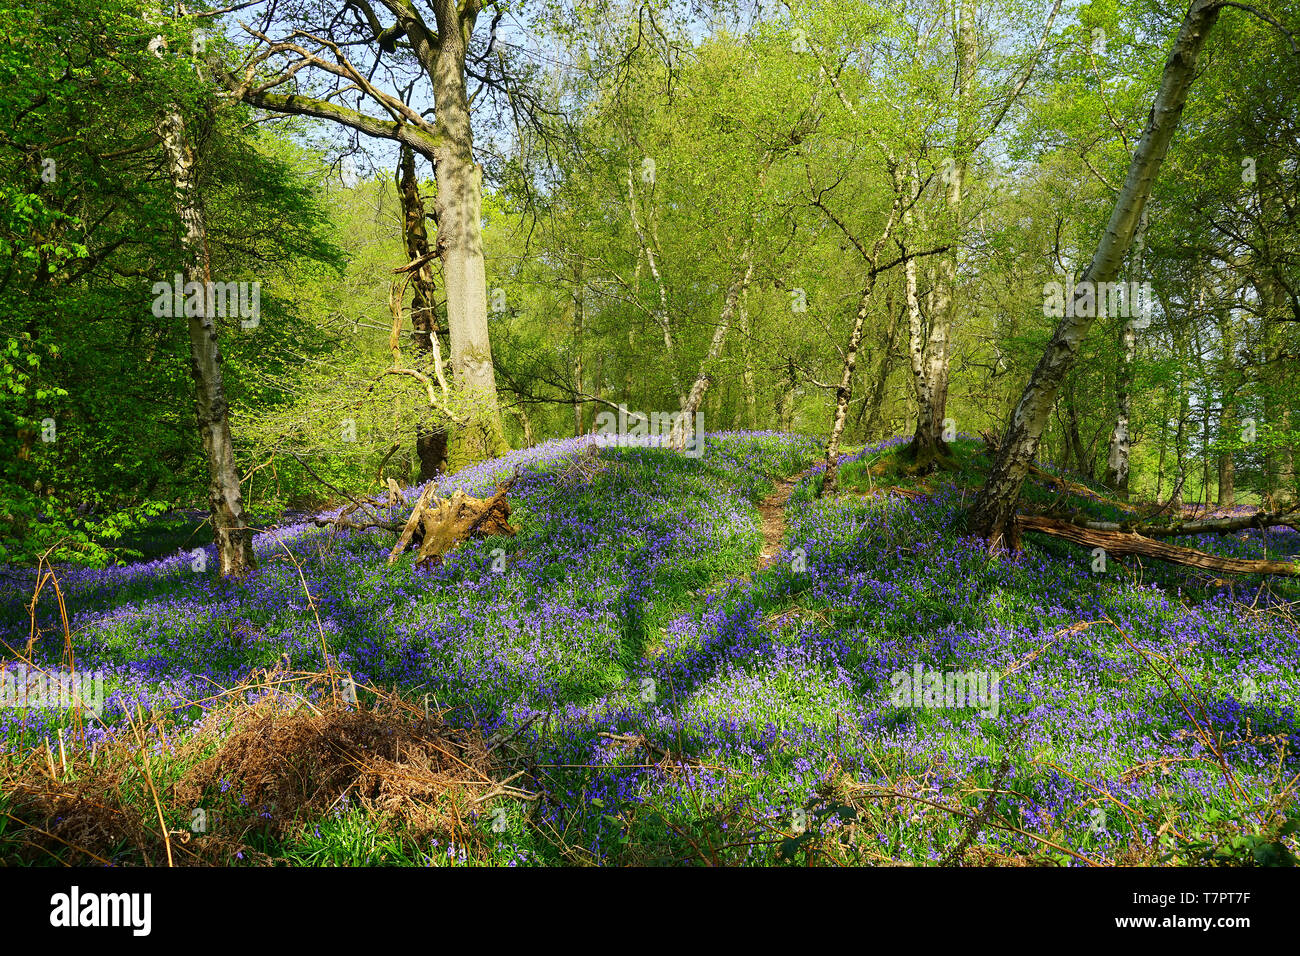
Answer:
3, 432, 1298, 865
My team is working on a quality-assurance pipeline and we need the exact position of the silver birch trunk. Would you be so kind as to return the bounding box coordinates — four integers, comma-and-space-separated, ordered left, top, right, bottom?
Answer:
669, 248, 755, 451
970, 0, 1223, 547
159, 108, 255, 578
821, 280, 878, 497
1104, 214, 1148, 496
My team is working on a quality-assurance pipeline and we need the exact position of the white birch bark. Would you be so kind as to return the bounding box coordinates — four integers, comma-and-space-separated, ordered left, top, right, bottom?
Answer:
971, 0, 1224, 546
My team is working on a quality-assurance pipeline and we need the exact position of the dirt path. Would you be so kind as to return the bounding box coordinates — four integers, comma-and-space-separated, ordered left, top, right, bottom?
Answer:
756, 470, 810, 571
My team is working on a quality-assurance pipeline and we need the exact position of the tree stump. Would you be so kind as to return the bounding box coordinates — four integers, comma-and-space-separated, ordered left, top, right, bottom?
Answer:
386, 480, 517, 567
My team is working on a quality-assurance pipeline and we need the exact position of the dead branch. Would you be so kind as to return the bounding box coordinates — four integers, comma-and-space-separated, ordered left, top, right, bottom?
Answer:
1019, 515, 1300, 577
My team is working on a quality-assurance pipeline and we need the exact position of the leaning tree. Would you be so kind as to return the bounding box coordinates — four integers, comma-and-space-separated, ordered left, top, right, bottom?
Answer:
969, 0, 1227, 548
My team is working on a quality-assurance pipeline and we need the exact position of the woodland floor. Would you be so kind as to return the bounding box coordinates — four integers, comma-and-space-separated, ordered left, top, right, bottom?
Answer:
2, 433, 1299, 866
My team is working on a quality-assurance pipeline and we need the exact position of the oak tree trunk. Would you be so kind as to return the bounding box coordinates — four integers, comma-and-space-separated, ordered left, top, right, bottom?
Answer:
429, 0, 509, 466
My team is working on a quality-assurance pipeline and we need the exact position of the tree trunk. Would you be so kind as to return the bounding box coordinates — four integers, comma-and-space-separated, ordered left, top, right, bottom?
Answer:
627, 160, 682, 406
819, 186, 905, 495
1280, 408, 1296, 501
1020, 515, 1300, 577
398, 145, 449, 480
1156, 391, 1170, 503
903, 167, 955, 471
429, 0, 509, 467
1206, 278, 1237, 509
1217, 396, 1236, 507
669, 248, 754, 451
1171, 316, 1191, 508
969, 0, 1222, 548
821, 280, 878, 497
512, 405, 535, 447
778, 359, 796, 432
864, 292, 902, 441
573, 260, 586, 437
1259, 273, 1295, 503
740, 284, 758, 430
910, 254, 956, 466
223, 0, 509, 469
1063, 381, 1092, 480
906, 0, 974, 469
1201, 375, 1214, 514
1103, 215, 1146, 497
1102, 314, 1137, 496
159, 108, 255, 578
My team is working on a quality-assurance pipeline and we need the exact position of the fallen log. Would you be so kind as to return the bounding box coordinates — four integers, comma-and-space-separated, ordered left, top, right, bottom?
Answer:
312, 514, 404, 531
976, 429, 1299, 538
1048, 509, 1300, 538
1018, 515, 1300, 578
310, 471, 520, 565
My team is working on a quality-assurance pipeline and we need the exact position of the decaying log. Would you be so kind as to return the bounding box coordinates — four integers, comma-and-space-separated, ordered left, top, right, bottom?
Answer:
310, 472, 519, 574
386, 478, 404, 507
412, 484, 516, 566
387, 484, 436, 561
1047, 509, 1300, 538
385, 478, 518, 567
1019, 515, 1300, 577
